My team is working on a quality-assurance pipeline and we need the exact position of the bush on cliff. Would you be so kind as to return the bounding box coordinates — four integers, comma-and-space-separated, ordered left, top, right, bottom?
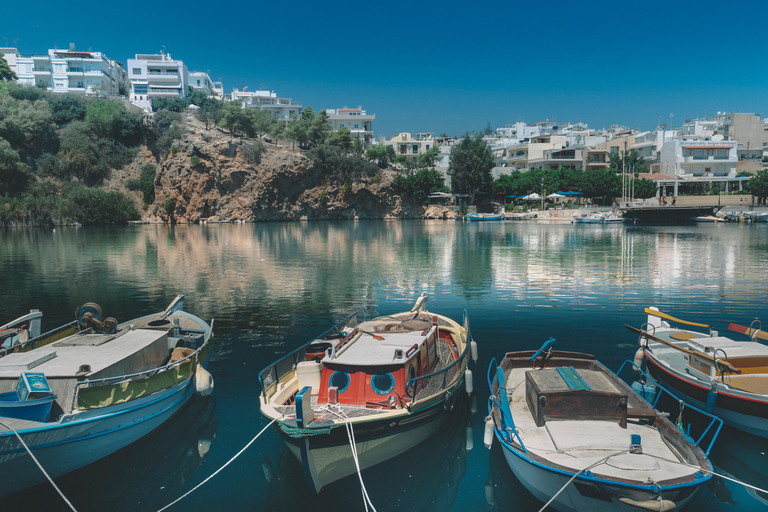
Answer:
393, 168, 446, 201
58, 182, 139, 225
126, 163, 157, 205
307, 144, 378, 183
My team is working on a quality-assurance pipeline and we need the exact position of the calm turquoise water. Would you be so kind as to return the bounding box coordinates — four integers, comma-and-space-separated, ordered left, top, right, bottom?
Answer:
2, 220, 767, 511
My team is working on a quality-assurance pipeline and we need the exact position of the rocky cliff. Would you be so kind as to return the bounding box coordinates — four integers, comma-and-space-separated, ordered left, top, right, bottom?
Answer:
107, 115, 431, 223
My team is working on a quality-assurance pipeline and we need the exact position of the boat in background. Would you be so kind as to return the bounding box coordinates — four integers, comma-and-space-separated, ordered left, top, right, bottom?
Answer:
621, 204, 723, 223
259, 294, 476, 492
0, 295, 214, 498
571, 212, 605, 224
627, 307, 768, 439
487, 339, 721, 512
694, 215, 723, 222
467, 212, 503, 221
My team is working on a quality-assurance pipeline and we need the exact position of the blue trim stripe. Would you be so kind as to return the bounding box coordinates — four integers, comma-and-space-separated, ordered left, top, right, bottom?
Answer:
0, 385, 193, 456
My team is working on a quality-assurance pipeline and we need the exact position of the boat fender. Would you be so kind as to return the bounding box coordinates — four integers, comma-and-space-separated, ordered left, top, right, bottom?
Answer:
706, 383, 717, 414
470, 340, 478, 362
618, 498, 676, 511
465, 369, 474, 394
195, 364, 214, 396
483, 415, 494, 449
633, 347, 644, 370
465, 424, 474, 451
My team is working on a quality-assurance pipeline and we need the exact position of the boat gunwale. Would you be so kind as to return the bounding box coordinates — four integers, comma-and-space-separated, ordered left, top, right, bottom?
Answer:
488, 350, 716, 491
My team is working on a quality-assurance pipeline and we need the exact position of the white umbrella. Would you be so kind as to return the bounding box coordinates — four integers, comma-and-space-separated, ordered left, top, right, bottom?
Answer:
524, 193, 541, 200
547, 193, 565, 199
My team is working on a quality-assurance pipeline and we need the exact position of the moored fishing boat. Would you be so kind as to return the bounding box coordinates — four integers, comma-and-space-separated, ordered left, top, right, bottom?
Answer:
0, 295, 214, 498
571, 213, 604, 224
259, 294, 476, 492
487, 339, 721, 512
467, 212, 503, 221
627, 307, 768, 439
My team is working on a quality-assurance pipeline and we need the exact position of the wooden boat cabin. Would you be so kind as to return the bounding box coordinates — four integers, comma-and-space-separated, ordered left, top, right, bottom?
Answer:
299, 314, 460, 409
683, 336, 768, 393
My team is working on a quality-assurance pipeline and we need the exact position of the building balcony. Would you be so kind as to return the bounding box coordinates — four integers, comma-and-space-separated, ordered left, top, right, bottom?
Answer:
681, 156, 734, 163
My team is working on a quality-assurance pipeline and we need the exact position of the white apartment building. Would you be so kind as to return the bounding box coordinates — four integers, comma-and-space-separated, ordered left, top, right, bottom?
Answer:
189, 71, 214, 97
326, 107, 375, 145
128, 53, 189, 111
384, 133, 436, 158
13, 44, 127, 96
656, 138, 742, 195
232, 88, 301, 120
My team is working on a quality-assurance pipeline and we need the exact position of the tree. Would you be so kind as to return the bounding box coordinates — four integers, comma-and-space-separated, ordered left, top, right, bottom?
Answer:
327, 126, 353, 150
366, 145, 387, 168
0, 94, 57, 157
307, 145, 378, 182
633, 178, 658, 199
218, 102, 255, 137
57, 121, 103, 183
49, 94, 88, 124
483, 122, 494, 136
747, 170, 768, 203
0, 53, 16, 81
580, 168, 621, 203
0, 137, 30, 194
84, 99, 142, 145
448, 133, 494, 203
154, 109, 181, 132
393, 168, 445, 200
195, 101, 222, 130
608, 149, 647, 175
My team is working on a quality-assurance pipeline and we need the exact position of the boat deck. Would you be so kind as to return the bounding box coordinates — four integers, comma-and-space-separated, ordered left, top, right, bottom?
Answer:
504, 367, 698, 482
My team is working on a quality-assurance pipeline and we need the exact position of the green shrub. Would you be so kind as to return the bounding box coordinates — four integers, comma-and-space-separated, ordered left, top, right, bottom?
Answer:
49, 94, 87, 124
58, 182, 139, 224
154, 110, 181, 132
374, 174, 382, 184
190, 155, 200, 165
242, 141, 266, 165
319, 191, 327, 204
164, 197, 175, 217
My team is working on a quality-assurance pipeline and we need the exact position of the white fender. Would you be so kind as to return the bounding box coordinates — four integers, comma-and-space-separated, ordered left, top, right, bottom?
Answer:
483, 416, 494, 449
470, 340, 478, 362
195, 364, 214, 396
464, 369, 473, 394
633, 347, 644, 369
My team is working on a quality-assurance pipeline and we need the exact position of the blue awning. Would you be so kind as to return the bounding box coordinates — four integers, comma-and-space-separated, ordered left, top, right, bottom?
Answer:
557, 191, 584, 196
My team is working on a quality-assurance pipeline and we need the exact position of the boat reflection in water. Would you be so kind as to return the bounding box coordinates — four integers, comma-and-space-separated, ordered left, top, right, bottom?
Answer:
3, 395, 217, 512
265, 392, 472, 512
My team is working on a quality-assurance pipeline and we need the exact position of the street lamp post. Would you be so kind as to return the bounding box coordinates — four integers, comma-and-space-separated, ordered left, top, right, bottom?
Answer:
540, 177, 545, 211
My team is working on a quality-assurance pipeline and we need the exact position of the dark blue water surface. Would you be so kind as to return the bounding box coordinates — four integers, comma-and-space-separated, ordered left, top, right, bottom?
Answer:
2, 220, 767, 511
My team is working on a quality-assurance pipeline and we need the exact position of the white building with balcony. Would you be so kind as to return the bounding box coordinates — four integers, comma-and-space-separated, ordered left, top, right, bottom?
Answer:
189, 71, 214, 97
656, 139, 744, 195
326, 107, 375, 145
128, 53, 189, 111
232, 88, 301, 120
14, 44, 127, 96
0, 48, 20, 77
384, 133, 436, 159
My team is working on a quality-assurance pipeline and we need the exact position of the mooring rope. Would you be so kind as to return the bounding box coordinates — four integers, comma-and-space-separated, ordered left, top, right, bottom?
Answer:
323, 404, 377, 512
156, 418, 276, 512
538, 450, 629, 512
0, 419, 79, 512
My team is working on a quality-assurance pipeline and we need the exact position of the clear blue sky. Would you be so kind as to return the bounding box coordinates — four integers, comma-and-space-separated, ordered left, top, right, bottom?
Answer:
3, 0, 767, 138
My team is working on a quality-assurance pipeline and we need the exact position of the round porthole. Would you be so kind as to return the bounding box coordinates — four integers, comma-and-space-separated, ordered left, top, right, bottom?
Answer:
329, 371, 350, 393
371, 373, 395, 395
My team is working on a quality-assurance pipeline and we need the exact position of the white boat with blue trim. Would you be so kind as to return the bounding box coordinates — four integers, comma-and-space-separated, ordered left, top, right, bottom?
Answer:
259, 294, 476, 492
487, 339, 721, 512
0, 295, 214, 498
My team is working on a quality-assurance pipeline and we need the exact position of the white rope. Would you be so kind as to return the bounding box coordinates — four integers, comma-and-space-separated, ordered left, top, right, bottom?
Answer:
156, 418, 276, 512
324, 404, 377, 512
645, 452, 768, 496
0, 419, 79, 512
537, 450, 629, 512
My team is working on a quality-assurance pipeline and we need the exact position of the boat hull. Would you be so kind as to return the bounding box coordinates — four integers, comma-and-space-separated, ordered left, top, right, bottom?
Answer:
467, 213, 502, 221
0, 377, 195, 497
276, 384, 462, 492
644, 352, 768, 439
499, 438, 698, 512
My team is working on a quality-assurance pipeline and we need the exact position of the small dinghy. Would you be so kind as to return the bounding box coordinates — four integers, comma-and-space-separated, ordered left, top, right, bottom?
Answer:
487, 338, 721, 512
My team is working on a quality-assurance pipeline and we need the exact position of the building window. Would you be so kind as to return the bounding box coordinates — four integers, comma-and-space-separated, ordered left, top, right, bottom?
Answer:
610, 147, 619, 157
197, 80, 201, 85
354, 123, 359, 129
412, 144, 418, 154
132, 68, 141, 75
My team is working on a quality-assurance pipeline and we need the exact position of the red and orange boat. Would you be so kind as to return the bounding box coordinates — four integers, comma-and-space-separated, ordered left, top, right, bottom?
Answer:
259, 295, 476, 492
